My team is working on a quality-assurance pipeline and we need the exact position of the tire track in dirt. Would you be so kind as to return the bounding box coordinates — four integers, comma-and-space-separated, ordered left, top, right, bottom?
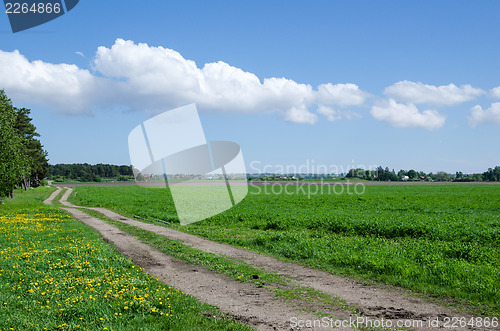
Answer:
57, 187, 481, 330
53, 189, 359, 330
43, 186, 62, 205
59, 206, 338, 330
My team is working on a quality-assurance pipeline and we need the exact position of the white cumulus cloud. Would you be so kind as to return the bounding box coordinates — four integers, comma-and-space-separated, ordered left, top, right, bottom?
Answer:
316, 83, 369, 106
0, 39, 369, 124
468, 102, 500, 128
370, 99, 446, 130
317, 105, 361, 122
384, 81, 484, 105
490, 86, 500, 99
0, 49, 105, 114
282, 106, 318, 125
93, 39, 319, 115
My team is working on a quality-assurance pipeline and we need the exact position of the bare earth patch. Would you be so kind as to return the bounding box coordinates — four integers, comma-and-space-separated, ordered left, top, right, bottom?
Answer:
43, 186, 61, 205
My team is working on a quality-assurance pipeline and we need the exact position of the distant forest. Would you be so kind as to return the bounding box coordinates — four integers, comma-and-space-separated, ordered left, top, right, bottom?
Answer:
49, 163, 500, 183
343, 166, 500, 182
48, 164, 134, 182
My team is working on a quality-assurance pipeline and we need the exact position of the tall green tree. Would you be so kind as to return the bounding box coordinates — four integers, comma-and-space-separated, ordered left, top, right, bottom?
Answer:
15, 107, 49, 188
0, 90, 28, 198
407, 169, 417, 179
0, 90, 48, 199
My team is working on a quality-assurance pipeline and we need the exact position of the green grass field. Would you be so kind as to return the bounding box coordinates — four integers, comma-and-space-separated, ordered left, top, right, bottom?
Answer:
70, 184, 500, 316
0, 188, 251, 330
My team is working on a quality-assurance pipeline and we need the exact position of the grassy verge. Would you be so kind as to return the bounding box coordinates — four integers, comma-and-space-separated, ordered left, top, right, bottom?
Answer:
1, 186, 56, 208
69, 184, 500, 317
0, 188, 252, 330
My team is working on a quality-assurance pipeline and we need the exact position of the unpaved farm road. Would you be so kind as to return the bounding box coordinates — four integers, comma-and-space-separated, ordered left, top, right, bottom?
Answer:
47, 188, 486, 330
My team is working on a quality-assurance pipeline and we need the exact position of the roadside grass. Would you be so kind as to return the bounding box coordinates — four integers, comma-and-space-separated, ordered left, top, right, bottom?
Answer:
0, 188, 252, 330
1, 186, 56, 209
69, 184, 500, 317
80, 207, 355, 319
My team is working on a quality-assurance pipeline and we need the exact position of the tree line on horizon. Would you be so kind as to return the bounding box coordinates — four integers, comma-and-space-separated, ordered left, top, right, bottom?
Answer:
48, 164, 500, 183
48, 163, 134, 182
0, 90, 49, 200
248, 166, 500, 182
345, 166, 500, 182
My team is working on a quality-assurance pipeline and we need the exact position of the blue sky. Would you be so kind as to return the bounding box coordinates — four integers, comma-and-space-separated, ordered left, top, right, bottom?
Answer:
1, 1, 499, 174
